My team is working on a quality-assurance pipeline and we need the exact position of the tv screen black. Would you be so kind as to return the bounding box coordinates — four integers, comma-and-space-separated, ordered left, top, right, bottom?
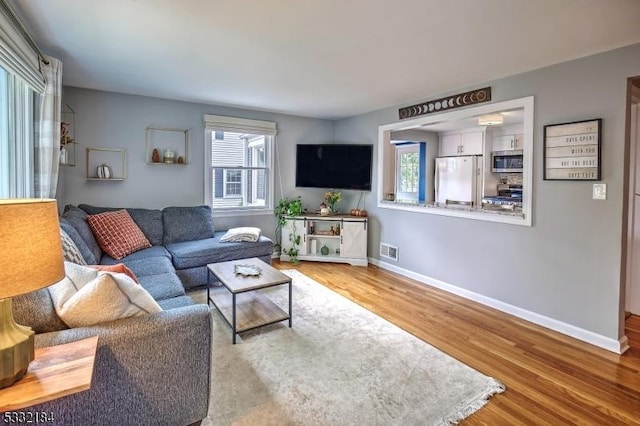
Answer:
295, 144, 373, 191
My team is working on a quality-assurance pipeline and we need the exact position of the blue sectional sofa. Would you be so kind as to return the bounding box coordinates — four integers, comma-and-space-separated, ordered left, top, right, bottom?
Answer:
66, 204, 275, 288
11, 204, 274, 426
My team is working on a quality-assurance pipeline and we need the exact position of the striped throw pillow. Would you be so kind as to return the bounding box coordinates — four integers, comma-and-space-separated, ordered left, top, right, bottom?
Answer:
60, 228, 87, 265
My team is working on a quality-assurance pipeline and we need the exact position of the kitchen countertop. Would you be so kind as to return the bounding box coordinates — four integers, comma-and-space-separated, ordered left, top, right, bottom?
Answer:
379, 200, 524, 217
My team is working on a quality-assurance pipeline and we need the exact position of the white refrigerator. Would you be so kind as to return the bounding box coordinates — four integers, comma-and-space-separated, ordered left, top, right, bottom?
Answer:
434, 156, 481, 206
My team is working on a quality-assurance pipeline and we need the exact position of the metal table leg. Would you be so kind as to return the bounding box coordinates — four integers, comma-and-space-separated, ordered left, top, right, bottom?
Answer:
232, 293, 237, 344
206, 268, 211, 306
288, 280, 292, 327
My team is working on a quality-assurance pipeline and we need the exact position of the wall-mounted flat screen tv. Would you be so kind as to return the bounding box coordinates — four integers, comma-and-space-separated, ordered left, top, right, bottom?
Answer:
295, 144, 373, 191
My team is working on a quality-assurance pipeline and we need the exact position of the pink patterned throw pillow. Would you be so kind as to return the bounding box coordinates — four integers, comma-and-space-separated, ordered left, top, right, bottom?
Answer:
87, 209, 151, 260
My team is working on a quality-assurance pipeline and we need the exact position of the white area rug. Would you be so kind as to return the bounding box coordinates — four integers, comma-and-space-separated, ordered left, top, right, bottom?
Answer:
191, 270, 504, 425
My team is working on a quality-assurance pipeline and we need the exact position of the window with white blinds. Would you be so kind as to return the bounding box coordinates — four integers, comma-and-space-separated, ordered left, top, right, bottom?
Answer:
0, 65, 38, 198
0, 2, 45, 198
0, 2, 45, 93
204, 114, 276, 214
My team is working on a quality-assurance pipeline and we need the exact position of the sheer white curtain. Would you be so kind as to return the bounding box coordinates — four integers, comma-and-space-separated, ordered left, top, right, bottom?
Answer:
34, 55, 62, 198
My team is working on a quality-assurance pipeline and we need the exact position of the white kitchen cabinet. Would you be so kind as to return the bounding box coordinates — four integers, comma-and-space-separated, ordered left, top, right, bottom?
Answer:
461, 131, 484, 155
439, 130, 484, 156
439, 133, 462, 156
514, 134, 523, 150
492, 134, 523, 151
280, 215, 368, 266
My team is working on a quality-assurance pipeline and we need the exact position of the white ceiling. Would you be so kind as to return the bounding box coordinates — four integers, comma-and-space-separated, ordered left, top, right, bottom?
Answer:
10, 0, 640, 120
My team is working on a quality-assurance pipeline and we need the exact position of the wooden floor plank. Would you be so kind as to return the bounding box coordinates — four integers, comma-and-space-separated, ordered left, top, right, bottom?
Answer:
274, 261, 640, 425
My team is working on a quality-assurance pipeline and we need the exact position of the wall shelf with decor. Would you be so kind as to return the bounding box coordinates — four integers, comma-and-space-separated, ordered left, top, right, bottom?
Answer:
85, 148, 126, 181
145, 126, 189, 165
60, 103, 76, 166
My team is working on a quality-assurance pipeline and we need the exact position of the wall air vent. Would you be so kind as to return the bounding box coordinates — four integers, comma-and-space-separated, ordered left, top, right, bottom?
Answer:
380, 243, 398, 261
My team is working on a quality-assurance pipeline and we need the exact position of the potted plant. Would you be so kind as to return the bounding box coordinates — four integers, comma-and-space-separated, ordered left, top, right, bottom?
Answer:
324, 191, 342, 214
274, 196, 304, 262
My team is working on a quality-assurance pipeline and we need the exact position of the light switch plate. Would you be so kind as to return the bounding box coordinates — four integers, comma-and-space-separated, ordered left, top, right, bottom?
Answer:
593, 183, 607, 200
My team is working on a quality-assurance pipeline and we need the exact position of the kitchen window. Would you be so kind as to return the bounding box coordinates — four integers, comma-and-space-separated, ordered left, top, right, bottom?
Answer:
395, 144, 419, 202
204, 114, 277, 215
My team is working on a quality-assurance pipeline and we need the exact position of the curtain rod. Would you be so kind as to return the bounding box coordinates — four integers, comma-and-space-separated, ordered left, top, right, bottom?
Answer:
0, 0, 49, 65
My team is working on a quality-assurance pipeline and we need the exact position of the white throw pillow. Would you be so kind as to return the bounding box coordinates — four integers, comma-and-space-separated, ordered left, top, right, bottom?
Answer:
48, 262, 162, 328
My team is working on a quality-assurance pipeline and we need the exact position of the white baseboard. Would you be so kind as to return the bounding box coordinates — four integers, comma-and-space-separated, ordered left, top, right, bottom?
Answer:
369, 257, 629, 354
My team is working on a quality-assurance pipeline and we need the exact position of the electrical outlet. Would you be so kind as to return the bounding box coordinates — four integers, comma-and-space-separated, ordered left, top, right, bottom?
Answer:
593, 183, 607, 200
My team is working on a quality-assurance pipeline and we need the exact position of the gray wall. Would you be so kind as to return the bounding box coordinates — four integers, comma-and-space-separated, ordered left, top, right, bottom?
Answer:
58, 88, 335, 241
59, 43, 640, 344
334, 43, 640, 342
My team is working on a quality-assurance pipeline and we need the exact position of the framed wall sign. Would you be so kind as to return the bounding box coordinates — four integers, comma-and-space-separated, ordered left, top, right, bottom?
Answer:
543, 118, 602, 181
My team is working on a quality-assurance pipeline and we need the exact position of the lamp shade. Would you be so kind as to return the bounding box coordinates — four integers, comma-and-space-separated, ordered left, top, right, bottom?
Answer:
0, 199, 65, 299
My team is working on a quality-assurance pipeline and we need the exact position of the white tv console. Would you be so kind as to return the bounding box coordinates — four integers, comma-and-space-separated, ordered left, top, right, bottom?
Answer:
280, 214, 368, 266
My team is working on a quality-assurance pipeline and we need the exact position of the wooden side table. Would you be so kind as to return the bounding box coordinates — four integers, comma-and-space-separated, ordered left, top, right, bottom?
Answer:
0, 336, 98, 412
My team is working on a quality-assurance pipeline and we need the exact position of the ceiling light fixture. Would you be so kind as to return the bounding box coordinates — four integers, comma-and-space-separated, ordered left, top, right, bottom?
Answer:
477, 113, 504, 126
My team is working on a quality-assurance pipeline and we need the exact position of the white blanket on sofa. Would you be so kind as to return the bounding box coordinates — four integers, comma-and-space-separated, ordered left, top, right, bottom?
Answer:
220, 227, 261, 243
48, 262, 162, 328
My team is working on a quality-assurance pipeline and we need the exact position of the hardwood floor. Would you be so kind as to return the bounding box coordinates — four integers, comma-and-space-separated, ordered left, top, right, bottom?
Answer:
273, 260, 640, 425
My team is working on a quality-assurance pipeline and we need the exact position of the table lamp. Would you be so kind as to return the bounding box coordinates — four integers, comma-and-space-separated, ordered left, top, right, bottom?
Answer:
0, 199, 65, 388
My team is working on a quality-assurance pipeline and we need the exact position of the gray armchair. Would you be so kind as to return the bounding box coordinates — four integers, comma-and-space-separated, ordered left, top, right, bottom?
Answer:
10, 291, 212, 426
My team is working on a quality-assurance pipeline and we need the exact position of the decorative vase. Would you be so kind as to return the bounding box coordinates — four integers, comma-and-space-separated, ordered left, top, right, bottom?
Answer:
320, 245, 329, 256
59, 146, 67, 165
96, 164, 112, 179
320, 207, 330, 216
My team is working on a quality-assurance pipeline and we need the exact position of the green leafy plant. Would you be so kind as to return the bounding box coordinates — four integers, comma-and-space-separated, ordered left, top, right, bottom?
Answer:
274, 196, 304, 262
284, 234, 302, 263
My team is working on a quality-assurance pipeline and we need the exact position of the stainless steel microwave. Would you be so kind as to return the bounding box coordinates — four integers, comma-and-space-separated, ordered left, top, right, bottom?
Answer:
491, 150, 523, 173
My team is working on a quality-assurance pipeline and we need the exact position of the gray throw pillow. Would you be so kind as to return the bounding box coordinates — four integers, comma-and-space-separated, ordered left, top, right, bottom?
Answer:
162, 205, 215, 244
62, 205, 102, 263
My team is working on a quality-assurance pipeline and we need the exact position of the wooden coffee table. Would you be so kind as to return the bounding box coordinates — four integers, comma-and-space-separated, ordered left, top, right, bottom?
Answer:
206, 258, 292, 344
